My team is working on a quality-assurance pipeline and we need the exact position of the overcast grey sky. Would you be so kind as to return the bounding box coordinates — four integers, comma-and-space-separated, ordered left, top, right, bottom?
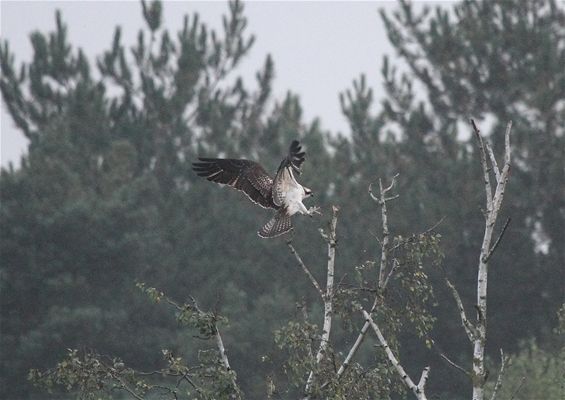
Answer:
0, 1, 425, 167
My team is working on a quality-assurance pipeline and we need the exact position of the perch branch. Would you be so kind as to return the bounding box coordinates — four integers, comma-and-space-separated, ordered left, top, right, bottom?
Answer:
304, 206, 339, 397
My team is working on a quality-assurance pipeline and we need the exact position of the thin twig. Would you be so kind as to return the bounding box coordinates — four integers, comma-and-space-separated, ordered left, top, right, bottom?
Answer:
382, 259, 400, 290
489, 349, 509, 400
439, 352, 471, 377
384, 173, 400, 193
427, 337, 470, 376
504, 121, 512, 165
445, 278, 478, 341
509, 377, 526, 400
116, 376, 145, 400
287, 241, 324, 299
420, 216, 445, 236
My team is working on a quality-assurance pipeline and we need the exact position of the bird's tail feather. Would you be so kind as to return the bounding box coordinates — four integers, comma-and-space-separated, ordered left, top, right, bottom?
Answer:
258, 210, 293, 238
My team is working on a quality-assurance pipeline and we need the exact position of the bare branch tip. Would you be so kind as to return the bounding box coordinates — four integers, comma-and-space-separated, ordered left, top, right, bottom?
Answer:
471, 118, 479, 133
384, 173, 400, 193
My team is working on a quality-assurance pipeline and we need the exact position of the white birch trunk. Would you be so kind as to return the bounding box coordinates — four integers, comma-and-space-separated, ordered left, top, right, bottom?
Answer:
303, 206, 339, 397
470, 121, 512, 400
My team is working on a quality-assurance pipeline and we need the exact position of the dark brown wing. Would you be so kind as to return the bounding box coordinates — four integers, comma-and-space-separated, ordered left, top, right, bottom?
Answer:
192, 158, 275, 209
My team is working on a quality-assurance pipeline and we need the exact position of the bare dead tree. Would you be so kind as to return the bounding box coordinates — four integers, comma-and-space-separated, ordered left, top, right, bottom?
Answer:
316, 175, 432, 399
444, 120, 513, 400
328, 175, 400, 383
362, 174, 431, 400
287, 206, 339, 399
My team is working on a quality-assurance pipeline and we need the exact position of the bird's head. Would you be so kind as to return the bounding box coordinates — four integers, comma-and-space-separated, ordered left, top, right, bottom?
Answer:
303, 187, 313, 198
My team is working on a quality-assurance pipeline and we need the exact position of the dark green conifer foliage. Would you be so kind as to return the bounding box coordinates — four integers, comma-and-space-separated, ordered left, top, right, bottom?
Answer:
0, 1, 330, 397
1, 0, 563, 398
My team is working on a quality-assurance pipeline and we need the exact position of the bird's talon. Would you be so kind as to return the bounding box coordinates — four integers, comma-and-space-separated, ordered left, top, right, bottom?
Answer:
308, 206, 321, 216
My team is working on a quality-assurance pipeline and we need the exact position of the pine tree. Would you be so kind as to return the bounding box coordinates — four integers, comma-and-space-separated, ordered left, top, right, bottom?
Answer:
0, 1, 333, 397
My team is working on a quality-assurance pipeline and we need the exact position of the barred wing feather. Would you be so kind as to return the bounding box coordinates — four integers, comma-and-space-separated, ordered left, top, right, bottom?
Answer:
192, 158, 274, 209
273, 140, 306, 207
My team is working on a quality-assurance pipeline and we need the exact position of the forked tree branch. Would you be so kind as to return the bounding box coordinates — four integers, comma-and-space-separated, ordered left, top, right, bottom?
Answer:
369, 173, 399, 288
484, 217, 511, 263
362, 310, 429, 400
470, 120, 512, 400
333, 175, 399, 382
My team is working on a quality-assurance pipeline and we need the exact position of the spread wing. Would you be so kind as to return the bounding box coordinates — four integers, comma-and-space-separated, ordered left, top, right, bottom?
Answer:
192, 158, 275, 209
272, 140, 306, 206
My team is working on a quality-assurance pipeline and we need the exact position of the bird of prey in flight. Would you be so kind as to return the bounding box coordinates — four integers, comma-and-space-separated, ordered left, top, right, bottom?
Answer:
192, 140, 320, 238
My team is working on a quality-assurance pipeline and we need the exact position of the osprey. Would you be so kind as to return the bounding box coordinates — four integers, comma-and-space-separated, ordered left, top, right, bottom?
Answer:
192, 140, 319, 238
